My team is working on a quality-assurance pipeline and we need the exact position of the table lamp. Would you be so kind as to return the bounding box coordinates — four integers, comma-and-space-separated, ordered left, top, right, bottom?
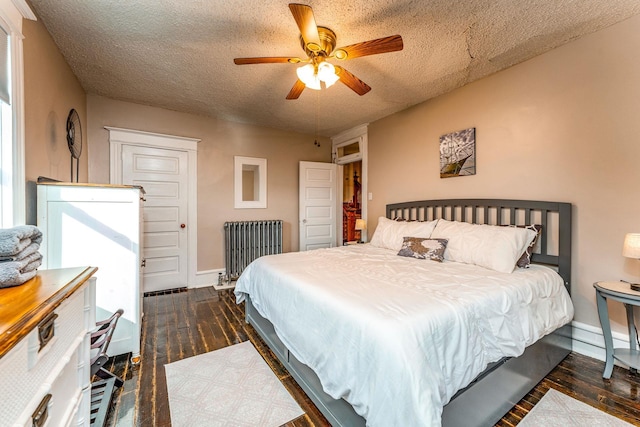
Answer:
623, 233, 640, 291
355, 219, 366, 243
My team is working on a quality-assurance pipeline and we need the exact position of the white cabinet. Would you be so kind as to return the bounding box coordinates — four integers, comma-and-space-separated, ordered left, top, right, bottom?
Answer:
38, 183, 144, 360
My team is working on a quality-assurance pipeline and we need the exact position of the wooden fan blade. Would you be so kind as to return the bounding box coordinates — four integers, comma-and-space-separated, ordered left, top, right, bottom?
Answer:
334, 35, 403, 60
286, 79, 306, 100
234, 57, 301, 65
289, 3, 321, 51
335, 66, 371, 96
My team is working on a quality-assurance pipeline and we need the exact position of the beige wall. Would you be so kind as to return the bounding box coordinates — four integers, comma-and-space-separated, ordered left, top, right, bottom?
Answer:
22, 16, 87, 222
86, 95, 330, 271
368, 15, 640, 333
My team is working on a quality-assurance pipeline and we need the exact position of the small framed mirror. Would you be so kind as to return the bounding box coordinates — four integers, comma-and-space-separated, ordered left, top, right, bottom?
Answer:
234, 156, 267, 208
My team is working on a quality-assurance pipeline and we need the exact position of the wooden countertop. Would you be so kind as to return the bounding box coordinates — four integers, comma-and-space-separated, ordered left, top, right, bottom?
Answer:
0, 266, 98, 359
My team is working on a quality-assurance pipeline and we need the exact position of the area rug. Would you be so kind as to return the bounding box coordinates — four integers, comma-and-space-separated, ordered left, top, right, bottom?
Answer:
165, 341, 303, 427
519, 388, 633, 426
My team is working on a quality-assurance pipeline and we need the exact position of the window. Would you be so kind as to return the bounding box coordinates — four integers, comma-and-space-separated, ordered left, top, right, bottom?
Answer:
333, 137, 363, 165
0, 24, 13, 226
0, 89, 13, 226
0, 0, 35, 227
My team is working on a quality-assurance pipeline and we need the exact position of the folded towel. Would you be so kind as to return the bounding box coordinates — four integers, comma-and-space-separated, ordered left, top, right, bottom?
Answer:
0, 243, 39, 262
0, 268, 37, 288
0, 225, 43, 257
0, 252, 42, 288
21, 253, 42, 273
14, 242, 40, 261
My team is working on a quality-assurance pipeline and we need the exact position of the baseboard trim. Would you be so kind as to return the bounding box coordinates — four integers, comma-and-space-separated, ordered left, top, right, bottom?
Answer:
194, 268, 237, 290
213, 282, 236, 291
571, 320, 631, 363
193, 268, 226, 289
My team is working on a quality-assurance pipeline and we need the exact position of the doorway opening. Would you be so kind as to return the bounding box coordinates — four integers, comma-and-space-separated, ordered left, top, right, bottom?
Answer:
342, 161, 362, 243
332, 124, 368, 246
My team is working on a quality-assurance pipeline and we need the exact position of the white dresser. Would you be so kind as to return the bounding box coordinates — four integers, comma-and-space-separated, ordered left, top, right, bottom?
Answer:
37, 182, 144, 360
0, 267, 97, 427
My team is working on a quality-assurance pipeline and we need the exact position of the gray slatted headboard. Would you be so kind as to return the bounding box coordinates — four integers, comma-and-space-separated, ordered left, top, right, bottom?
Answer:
386, 199, 572, 290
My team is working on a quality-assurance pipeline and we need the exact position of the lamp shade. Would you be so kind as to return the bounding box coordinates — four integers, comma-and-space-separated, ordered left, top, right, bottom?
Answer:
623, 233, 640, 259
297, 61, 339, 90
317, 62, 339, 87
296, 63, 321, 90
355, 219, 366, 231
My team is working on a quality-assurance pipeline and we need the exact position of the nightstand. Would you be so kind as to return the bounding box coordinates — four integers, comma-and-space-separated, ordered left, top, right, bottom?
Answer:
594, 281, 640, 379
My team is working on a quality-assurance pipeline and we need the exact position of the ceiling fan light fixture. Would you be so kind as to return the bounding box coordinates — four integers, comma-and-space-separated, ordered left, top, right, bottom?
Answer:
307, 77, 322, 90
296, 63, 321, 90
317, 61, 339, 87
234, 4, 403, 99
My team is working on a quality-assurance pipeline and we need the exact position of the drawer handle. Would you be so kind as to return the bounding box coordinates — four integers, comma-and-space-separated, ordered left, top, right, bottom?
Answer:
32, 393, 51, 427
38, 312, 58, 351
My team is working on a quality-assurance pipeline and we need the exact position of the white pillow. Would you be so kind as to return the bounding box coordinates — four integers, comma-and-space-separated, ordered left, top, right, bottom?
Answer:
430, 219, 537, 273
369, 217, 438, 251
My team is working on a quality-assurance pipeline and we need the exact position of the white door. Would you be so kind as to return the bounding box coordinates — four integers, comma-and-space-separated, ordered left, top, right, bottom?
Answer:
123, 144, 189, 292
299, 161, 337, 251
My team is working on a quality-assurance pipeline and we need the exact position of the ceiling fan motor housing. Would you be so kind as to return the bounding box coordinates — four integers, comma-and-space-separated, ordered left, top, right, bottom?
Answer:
301, 26, 338, 58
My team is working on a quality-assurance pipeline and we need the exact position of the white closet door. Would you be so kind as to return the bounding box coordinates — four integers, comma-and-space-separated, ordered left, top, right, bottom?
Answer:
123, 144, 189, 292
299, 161, 337, 251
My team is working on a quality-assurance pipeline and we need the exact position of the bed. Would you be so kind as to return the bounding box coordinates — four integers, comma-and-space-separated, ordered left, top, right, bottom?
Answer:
235, 199, 573, 426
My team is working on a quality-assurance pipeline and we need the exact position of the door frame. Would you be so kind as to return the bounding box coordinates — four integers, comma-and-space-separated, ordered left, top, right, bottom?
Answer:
332, 124, 368, 244
106, 126, 200, 287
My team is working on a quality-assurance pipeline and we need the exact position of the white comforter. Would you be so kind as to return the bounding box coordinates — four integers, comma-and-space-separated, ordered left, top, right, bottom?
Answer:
235, 244, 574, 426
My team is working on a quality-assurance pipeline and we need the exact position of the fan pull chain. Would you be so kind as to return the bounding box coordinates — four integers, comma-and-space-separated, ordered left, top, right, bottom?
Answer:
314, 90, 320, 147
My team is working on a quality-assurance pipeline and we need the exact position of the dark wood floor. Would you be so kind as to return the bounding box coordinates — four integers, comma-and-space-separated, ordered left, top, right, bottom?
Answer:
101, 287, 640, 426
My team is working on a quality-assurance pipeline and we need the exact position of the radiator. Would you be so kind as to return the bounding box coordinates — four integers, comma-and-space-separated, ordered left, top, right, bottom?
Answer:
223, 220, 283, 281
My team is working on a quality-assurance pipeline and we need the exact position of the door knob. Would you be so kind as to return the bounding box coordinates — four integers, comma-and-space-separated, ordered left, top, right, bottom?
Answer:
180, 223, 186, 228
302, 219, 307, 224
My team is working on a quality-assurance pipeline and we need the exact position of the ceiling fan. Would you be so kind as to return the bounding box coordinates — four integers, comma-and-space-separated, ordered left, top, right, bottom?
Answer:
234, 3, 403, 100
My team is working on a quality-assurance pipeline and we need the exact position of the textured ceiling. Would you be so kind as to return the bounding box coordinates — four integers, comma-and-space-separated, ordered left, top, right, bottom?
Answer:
28, 0, 640, 137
